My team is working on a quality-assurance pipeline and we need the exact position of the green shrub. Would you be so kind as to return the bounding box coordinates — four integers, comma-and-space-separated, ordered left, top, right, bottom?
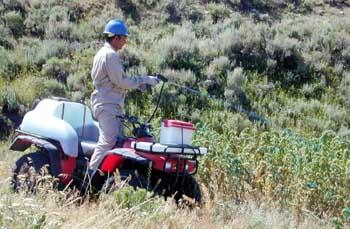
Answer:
299, 17, 350, 78
337, 125, 350, 138
116, 0, 140, 22
266, 34, 309, 86
125, 65, 148, 78
198, 38, 220, 63
114, 186, 162, 212
69, 48, 95, 95
0, 22, 15, 49
163, 68, 196, 85
207, 56, 231, 78
156, 25, 202, 76
87, 3, 124, 40
66, 70, 90, 102
20, 38, 45, 67
10, 76, 38, 107
160, 0, 203, 23
218, 27, 243, 63
240, 21, 268, 72
70, 90, 86, 102
137, 0, 160, 9
18, 38, 70, 69
324, 104, 347, 130
3, 0, 25, 11
41, 57, 71, 83
207, 3, 231, 23
42, 39, 70, 59
339, 72, 350, 107
0, 47, 12, 79
227, 68, 246, 91
3, 76, 62, 107
4, 10, 24, 38
71, 22, 99, 42
0, 83, 18, 110
67, 1, 120, 43
66, 71, 87, 91
299, 82, 326, 100
224, 67, 250, 111
290, 99, 322, 118
24, 6, 50, 37
66, 0, 85, 22
45, 6, 73, 40
119, 47, 142, 70
40, 78, 66, 98
0, 48, 24, 81
205, 56, 231, 96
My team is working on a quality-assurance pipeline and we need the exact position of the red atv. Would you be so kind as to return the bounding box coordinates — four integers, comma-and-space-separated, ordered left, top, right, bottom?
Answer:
9, 75, 207, 204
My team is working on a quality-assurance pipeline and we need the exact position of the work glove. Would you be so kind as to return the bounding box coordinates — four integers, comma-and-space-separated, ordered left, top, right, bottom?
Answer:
142, 75, 160, 86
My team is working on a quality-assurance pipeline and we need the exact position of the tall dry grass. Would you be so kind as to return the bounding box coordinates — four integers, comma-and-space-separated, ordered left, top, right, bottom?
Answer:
0, 141, 333, 229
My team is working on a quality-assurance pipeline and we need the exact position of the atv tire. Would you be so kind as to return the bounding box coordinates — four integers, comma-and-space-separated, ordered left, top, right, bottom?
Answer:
122, 170, 202, 206
173, 175, 202, 206
12, 151, 51, 193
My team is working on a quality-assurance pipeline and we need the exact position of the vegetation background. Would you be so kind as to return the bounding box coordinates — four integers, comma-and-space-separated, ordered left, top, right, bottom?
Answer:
0, 0, 350, 227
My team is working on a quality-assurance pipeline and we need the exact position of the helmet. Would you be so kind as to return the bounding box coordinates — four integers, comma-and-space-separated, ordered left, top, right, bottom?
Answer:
103, 19, 128, 37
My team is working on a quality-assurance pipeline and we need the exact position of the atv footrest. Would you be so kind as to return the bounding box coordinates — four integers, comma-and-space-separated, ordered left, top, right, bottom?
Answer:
131, 141, 207, 155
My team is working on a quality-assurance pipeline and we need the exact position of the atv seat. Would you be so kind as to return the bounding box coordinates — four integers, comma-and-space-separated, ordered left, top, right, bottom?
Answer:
55, 101, 99, 157
44, 99, 100, 156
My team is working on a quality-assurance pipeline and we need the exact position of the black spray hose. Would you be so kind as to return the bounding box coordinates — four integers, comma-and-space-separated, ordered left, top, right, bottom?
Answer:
147, 74, 167, 123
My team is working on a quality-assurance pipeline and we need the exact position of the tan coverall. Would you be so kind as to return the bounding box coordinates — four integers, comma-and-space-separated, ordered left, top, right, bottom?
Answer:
89, 42, 151, 171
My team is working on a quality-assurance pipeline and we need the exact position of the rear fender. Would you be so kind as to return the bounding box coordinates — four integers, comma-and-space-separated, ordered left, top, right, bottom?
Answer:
10, 135, 47, 152
10, 135, 76, 185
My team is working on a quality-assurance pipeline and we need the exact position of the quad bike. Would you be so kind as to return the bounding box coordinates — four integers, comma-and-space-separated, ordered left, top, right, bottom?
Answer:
9, 75, 207, 204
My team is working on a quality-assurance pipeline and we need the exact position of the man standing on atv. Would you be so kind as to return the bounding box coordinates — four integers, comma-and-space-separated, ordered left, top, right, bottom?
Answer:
89, 19, 159, 173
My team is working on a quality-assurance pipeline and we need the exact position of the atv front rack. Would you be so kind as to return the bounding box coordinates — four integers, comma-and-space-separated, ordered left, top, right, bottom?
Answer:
131, 141, 208, 155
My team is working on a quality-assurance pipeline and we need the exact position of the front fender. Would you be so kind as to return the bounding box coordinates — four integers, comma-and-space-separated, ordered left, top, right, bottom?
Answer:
99, 148, 150, 174
109, 148, 149, 166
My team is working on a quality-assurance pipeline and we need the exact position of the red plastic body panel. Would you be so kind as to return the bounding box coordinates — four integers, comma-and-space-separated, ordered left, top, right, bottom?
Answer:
10, 133, 77, 185
136, 151, 167, 171
135, 151, 191, 172
186, 160, 197, 174
99, 154, 124, 173
136, 137, 154, 143
99, 136, 197, 175
59, 156, 76, 185
162, 119, 196, 130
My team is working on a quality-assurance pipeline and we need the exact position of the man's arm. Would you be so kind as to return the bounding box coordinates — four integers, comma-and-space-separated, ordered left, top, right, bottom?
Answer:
105, 52, 144, 89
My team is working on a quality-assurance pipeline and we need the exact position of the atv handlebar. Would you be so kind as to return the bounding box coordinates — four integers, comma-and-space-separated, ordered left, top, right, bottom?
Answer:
117, 114, 140, 126
117, 114, 152, 138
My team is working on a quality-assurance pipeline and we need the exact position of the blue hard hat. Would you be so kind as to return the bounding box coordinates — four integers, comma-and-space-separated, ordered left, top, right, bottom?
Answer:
103, 19, 128, 37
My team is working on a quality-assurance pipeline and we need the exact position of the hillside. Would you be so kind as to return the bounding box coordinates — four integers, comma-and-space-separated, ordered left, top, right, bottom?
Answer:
1, 0, 350, 227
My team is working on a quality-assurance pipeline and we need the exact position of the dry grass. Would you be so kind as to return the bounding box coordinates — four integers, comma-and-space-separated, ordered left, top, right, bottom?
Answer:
0, 141, 333, 228
0, 187, 333, 229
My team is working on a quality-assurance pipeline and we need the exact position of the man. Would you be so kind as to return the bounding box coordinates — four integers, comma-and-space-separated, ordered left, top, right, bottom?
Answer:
89, 19, 159, 172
